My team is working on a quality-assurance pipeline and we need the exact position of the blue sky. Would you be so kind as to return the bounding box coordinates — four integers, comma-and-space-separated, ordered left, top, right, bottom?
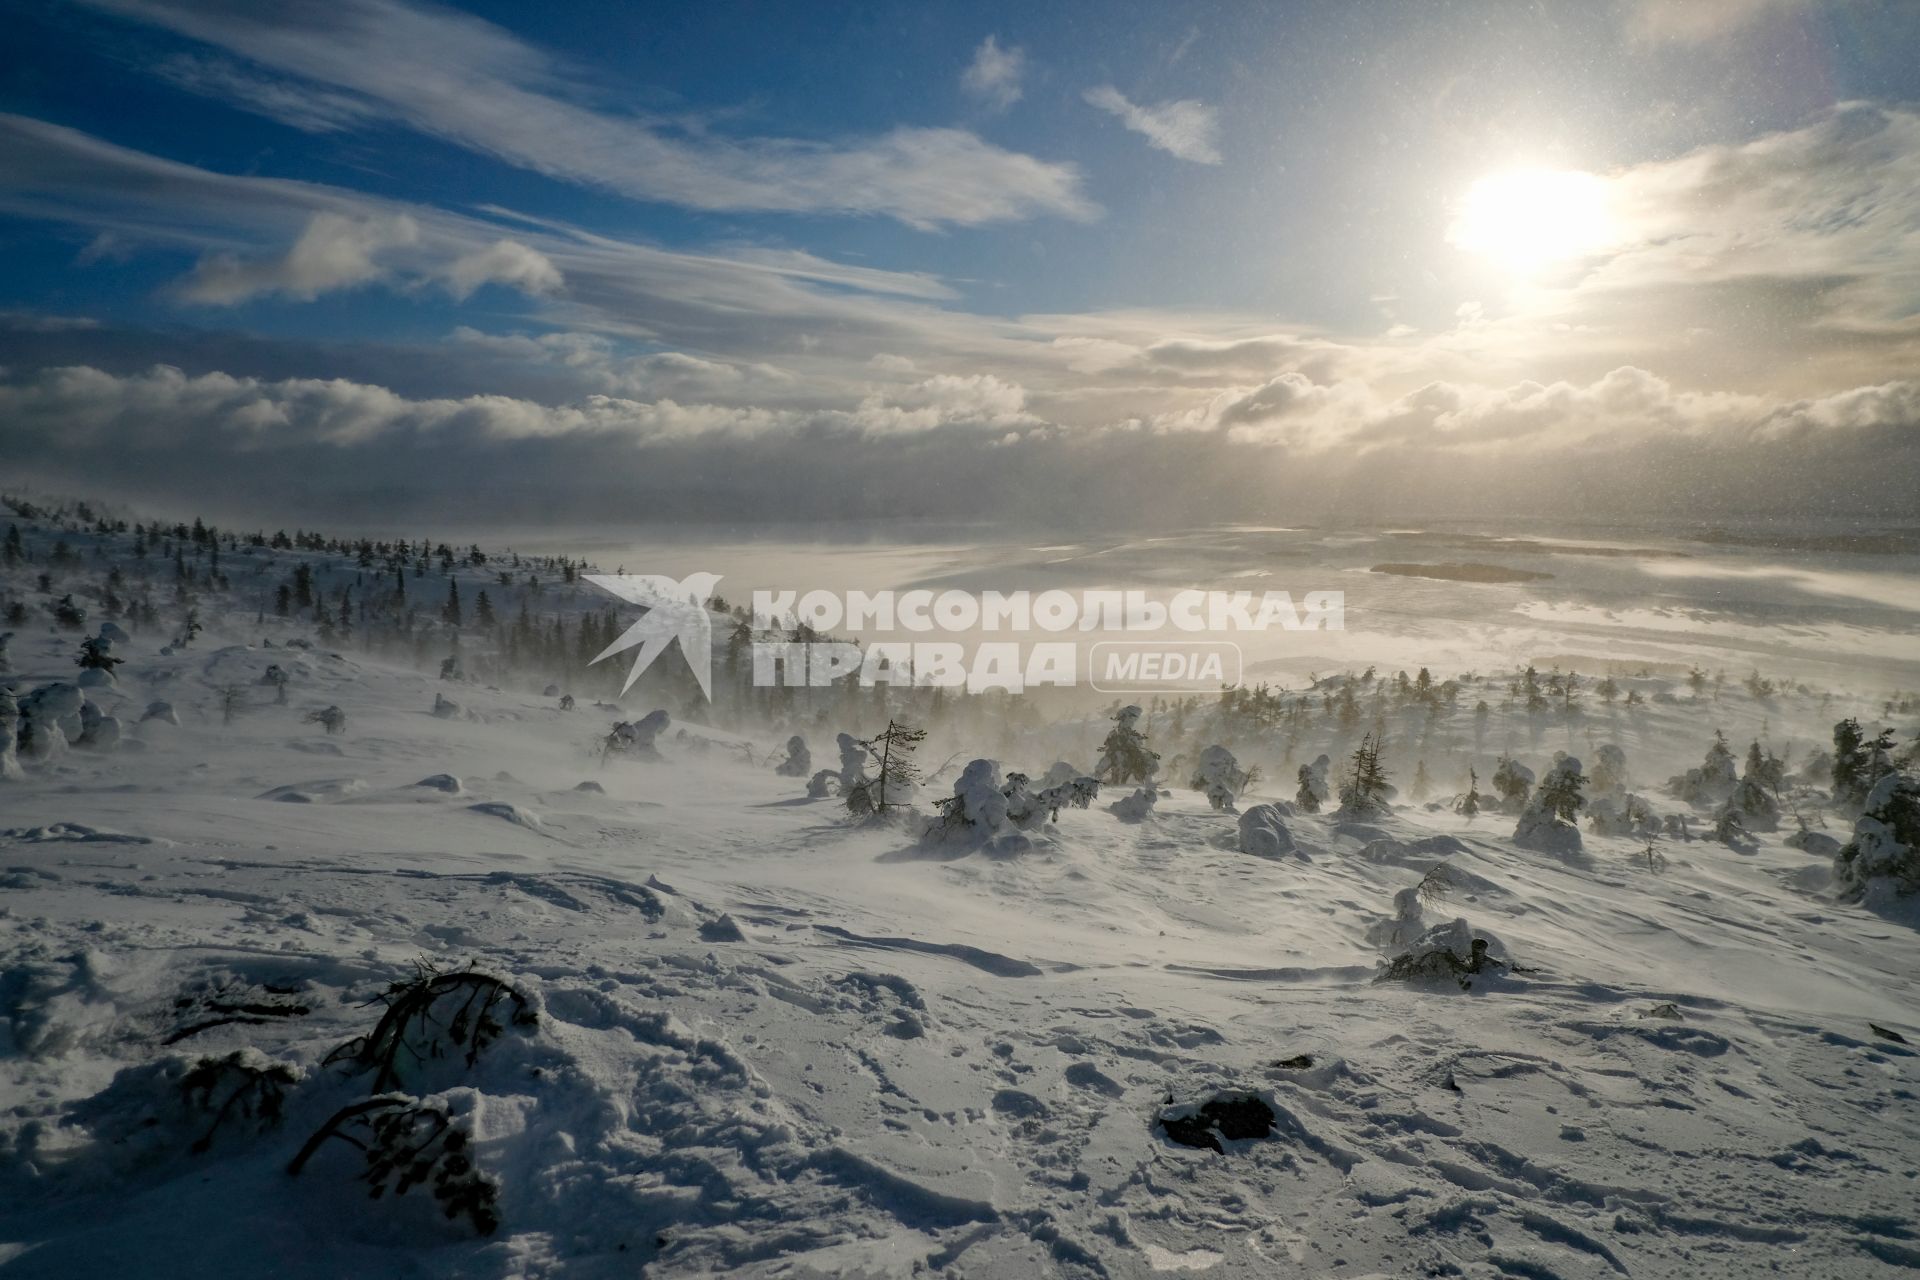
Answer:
2, 0, 1918, 526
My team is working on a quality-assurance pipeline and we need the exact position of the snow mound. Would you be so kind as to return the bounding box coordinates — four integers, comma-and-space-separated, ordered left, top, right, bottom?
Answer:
0, 822, 155, 845
1109, 787, 1158, 823
256, 778, 369, 804
467, 801, 544, 831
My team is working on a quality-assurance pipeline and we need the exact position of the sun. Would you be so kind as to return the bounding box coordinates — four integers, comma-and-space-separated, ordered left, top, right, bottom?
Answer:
1448, 168, 1616, 276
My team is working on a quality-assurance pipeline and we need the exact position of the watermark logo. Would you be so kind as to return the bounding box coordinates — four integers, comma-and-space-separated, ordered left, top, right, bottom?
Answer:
585, 573, 721, 698
1090, 641, 1243, 693
589, 579, 1341, 698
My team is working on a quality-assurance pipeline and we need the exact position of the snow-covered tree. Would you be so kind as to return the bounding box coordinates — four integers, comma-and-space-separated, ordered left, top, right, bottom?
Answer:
1515, 755, 1586, 855
18, 683, 84, 760
1832, 718, 1896, 814
604, 709, 669, 761
931, 759, 1013, 841
836, 732, 870, 792
1744, 740, 1786, 794
1721, 771, 1781, 832
1044, 775, 1102, 813
1589, 744, 1629, 798
1833, 772, 1920, 900
774, 735, 812, 778
305, 705, 347, 735
0, 687, 22, 781
1295, 754, 1330, 813
1094, 705, 1159, 786
1669, 730, 1738, 808
1189, 744, 1250, 812
1712, 805, 1754, 849
1588, 791, 1658, 838
1491, 757, 1534, 816
1294, 766, 1320, 813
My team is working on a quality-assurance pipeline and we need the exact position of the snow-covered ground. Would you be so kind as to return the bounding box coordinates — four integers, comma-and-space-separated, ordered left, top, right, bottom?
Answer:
4, 514, 1920, 1278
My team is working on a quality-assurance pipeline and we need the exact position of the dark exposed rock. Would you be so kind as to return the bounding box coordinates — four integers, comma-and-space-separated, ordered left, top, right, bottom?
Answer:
1157, 1093, 1275, 1153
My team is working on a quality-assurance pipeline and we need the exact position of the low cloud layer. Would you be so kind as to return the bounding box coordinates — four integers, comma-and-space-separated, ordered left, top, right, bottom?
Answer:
5, 360, 1914, 530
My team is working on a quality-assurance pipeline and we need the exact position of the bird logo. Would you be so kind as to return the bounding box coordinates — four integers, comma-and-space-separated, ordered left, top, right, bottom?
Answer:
585, 573, 722, 700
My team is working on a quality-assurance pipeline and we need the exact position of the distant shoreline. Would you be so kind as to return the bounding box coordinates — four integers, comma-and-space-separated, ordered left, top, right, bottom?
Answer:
1369, 562, 1555, 584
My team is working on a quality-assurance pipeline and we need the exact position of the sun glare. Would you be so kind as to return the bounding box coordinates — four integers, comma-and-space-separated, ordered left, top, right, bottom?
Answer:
1448, 168, 1615, 275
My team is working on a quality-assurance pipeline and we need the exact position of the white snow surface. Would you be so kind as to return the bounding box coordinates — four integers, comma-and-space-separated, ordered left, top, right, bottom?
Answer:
3, 633, 1919, 1277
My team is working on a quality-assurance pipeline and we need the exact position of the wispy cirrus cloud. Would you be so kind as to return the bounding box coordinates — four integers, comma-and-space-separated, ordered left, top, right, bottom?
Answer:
151, 52, 381, 133
83, 0, 1094, 229
961, 35, 1026, 111
1083, 85, 1221, 164
0, 114, 966, 340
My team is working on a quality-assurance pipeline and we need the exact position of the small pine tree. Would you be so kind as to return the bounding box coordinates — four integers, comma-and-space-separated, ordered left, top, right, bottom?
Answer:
1455, 767, 1483, 819
76, 636, 122, 673
862, 720, 927, 811
1337, 732, 1391, 818
473, 589, 495, 628
442, 579, 463, 628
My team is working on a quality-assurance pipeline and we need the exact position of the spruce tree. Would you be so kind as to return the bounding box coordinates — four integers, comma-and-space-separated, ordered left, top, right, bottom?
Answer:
1295, 765, 1321, 813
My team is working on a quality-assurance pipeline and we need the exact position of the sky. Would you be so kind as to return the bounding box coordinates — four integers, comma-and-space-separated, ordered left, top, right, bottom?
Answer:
1, 0, 1918, 529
